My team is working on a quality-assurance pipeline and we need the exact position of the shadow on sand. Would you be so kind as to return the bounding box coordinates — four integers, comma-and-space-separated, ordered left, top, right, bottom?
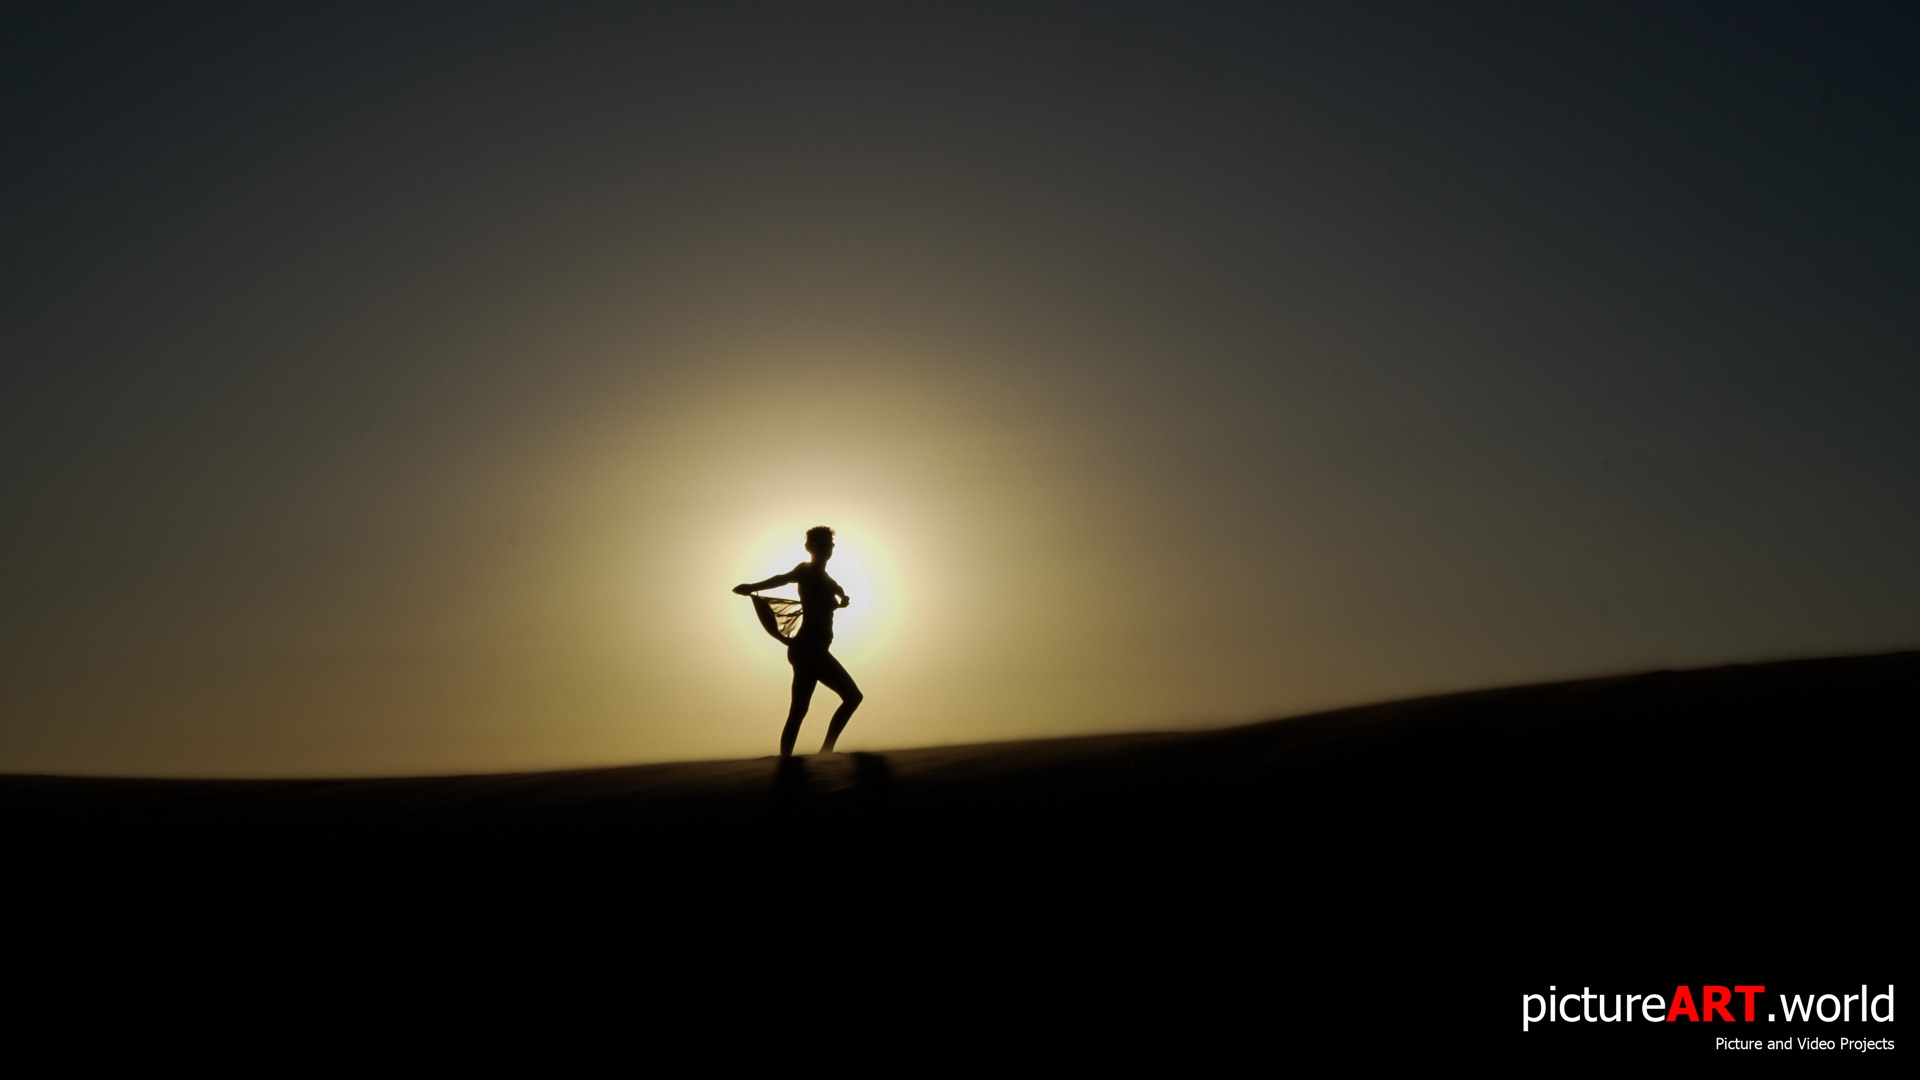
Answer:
771, 750, 897, 806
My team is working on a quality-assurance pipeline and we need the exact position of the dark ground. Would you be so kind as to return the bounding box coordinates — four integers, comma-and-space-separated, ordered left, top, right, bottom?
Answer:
4, 652, 1911, 1073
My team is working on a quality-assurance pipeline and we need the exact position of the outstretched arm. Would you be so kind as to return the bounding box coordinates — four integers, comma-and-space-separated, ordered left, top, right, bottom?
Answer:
732, 571, 795, 595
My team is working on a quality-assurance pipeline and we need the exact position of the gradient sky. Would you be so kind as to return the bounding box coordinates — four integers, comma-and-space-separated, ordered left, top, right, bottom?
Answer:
5, 2, 1917, 776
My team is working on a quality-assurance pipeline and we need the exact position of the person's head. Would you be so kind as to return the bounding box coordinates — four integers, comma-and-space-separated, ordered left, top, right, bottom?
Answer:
805, 525, 835, 561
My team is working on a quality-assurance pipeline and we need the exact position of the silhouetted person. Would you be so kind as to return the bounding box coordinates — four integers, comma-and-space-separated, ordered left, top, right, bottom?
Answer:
734, 526, 864, 756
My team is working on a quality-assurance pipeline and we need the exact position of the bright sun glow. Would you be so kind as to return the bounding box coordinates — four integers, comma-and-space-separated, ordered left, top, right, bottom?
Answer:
746, 542, 874, 636
730, 521, 904, 666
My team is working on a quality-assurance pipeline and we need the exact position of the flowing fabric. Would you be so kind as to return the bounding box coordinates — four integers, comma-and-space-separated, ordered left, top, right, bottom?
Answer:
749, 594, 803, 645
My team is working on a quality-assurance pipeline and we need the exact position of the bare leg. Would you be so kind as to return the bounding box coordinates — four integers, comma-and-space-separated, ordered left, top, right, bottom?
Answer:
782, 667, 819, 758
814, 651, 864, 753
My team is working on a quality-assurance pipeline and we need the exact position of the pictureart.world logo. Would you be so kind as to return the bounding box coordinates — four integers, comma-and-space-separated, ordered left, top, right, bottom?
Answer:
1520, 983, 1894, 1051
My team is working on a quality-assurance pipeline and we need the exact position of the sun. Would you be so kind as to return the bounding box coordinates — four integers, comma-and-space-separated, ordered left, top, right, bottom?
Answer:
732, 522, 896, 649
822, 545, 875, 633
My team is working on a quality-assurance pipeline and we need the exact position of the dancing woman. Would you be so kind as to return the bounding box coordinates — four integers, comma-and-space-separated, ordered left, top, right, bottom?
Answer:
733, 526, 864, 756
